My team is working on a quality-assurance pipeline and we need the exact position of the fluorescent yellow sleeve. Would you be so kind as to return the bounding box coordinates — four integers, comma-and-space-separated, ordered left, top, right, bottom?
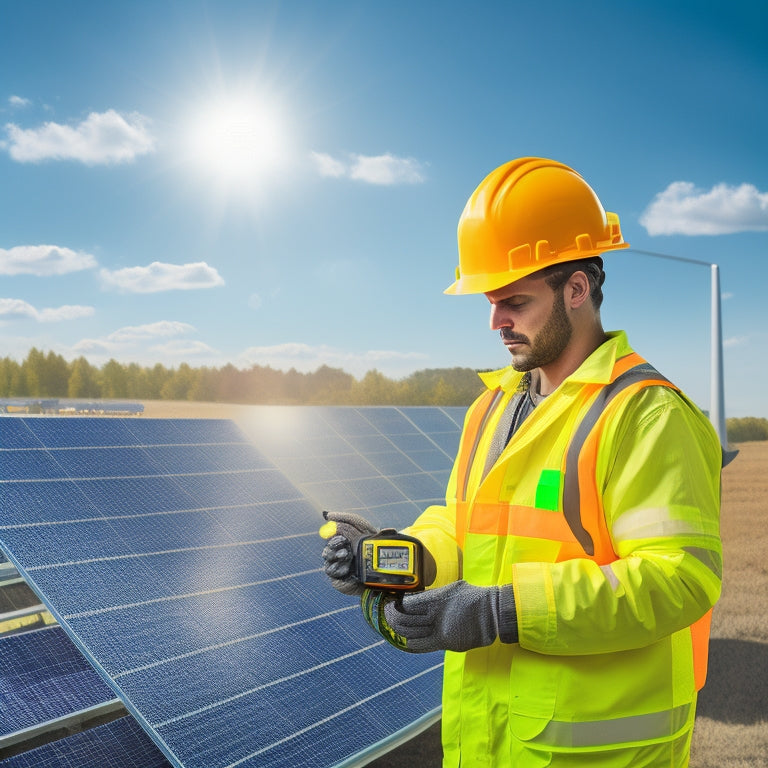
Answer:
514, 386, 722, 655
402, 506, 461, 588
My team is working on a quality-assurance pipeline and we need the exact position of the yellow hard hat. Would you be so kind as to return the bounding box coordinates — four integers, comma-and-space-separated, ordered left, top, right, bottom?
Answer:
445, 157, 629, 295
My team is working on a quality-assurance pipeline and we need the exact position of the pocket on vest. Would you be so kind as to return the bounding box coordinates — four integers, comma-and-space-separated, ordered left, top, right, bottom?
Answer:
508, 646, 558, 733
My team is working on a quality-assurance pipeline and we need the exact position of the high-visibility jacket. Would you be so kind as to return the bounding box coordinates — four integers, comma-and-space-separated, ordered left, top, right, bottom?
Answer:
404, 331, 723, 767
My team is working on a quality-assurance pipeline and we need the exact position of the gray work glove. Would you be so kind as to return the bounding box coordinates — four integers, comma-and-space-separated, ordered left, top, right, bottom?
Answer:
374, 580, 518, 653
319, 510, 378, 596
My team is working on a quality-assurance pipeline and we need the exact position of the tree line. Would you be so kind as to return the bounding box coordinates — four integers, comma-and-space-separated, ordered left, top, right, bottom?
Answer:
2, 348, 765, 441
0, 348, 485, 406
725, 417, 768, 443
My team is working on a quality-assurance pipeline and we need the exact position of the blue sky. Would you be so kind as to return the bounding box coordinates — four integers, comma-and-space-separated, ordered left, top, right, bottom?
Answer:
0, 0, 766, 417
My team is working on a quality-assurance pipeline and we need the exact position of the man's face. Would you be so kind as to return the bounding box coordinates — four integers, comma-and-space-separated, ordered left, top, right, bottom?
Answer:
485, 274, 572, 372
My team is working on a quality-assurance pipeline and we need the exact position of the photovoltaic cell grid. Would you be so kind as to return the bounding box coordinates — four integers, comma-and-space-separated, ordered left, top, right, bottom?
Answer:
238, 406, 466, 530
0, 717, 170, 768
0, 625, 115, 738
0, 624, 167, 767
0, 408, 466, 768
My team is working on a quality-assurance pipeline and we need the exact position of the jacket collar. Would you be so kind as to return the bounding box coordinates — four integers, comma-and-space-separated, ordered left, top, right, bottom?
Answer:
478, 331, 632, 393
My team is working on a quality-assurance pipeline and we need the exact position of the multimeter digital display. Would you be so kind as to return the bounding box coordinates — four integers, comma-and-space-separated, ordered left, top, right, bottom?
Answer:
376, 545, 410, 571
357, 529, 424, 591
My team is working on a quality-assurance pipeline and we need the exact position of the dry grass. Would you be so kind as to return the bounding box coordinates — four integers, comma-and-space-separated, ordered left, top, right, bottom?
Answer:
100, 404, 768, 765
139, 400, 257, 420
691, 440, 768, 767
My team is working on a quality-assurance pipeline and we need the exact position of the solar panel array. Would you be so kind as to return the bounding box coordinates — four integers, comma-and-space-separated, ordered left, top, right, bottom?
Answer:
0, 408, 465, 768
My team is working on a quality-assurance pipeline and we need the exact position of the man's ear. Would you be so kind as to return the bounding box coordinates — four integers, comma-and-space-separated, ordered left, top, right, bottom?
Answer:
566, 271, 592, 309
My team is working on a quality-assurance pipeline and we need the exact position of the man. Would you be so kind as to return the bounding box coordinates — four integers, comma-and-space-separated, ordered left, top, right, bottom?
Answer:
321, 157, 723, 767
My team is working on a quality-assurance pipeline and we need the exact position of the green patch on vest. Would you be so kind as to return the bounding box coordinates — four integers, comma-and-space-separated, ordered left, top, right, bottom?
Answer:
535, 469, 562, 511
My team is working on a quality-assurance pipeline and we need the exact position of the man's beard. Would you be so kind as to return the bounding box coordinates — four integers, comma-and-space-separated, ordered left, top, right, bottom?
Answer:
500, 288, 573, 372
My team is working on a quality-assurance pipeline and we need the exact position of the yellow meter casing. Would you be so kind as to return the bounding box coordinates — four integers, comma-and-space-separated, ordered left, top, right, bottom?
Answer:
357, 529, 424, 592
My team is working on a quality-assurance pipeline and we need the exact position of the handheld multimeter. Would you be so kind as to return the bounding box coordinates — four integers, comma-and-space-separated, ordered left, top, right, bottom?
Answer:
357, 529, 424, 592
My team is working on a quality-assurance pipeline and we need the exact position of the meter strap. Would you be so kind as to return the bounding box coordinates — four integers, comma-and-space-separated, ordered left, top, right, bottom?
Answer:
360, 590, 409, 651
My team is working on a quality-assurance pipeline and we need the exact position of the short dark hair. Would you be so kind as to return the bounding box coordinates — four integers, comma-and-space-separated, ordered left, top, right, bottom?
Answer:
538, 256, 605, 309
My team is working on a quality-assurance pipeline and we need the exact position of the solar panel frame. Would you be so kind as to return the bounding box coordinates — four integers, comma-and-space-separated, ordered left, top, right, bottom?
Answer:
0, 408, 465, 768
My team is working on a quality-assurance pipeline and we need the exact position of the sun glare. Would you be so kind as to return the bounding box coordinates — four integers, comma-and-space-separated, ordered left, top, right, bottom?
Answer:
184, 94, 288, 189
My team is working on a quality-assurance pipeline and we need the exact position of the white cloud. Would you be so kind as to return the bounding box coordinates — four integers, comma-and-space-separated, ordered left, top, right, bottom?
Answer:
70, 338, 119, 356
3, 109, 155, 165
350, 154, 425, 185
107, 320, 196, 342
239, 342, 427, 377
150, 339, 217, 357
72, 320, 199, 357
9, 95, 31, 108
311, 151, 347, 178
311, 151, 425, 185
99, 261, 225, 293
0, 298, 94, 323
0, 245, 97, 276
724, 336, 749, 348
640, 181, 768, 236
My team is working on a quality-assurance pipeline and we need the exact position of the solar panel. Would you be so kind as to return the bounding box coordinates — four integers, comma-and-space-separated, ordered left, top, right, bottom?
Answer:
0, 716, 171, 768
0, 625, 115, 739
0, 409, 465, 768
238, 406, 464, 530
0, 399, 144, 415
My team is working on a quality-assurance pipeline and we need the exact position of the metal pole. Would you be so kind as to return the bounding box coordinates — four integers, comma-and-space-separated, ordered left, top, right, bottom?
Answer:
629, 250, 730, 449
710, 264, 727, 447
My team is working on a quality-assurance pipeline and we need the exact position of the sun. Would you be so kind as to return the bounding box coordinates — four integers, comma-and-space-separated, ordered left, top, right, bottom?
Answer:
183, 92, 289, 190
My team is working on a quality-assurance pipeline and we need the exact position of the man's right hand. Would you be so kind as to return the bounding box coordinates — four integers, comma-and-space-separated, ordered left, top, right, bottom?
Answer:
319, 510, 378, 596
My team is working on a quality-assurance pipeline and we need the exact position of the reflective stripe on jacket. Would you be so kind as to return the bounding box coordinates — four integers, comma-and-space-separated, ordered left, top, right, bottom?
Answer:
404, 331, 723, 767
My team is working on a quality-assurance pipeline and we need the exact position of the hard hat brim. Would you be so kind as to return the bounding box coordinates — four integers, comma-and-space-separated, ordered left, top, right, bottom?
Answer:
444, 242, 629, 296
